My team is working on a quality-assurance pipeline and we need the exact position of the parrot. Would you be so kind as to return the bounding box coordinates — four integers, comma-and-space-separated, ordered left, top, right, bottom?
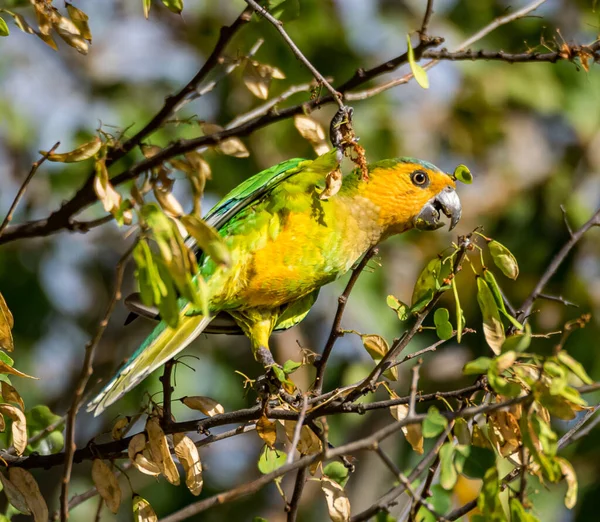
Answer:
88, 150, 462, 414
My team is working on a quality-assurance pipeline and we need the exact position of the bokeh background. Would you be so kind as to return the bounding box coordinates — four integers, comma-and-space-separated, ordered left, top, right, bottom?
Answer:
1, 0, 599, 520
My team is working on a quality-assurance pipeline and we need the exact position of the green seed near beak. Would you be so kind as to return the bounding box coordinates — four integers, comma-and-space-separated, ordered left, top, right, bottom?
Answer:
453, 164, 473, 184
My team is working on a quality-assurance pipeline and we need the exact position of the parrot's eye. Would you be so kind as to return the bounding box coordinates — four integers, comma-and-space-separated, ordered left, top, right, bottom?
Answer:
411, 170, 429, 187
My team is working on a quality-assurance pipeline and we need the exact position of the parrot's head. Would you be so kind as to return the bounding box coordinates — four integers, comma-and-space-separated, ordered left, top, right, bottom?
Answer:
363, 158, 463, 235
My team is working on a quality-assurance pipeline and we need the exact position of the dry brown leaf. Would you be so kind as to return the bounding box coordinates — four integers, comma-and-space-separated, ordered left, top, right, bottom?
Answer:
320, 168, 343, 200
128, 433, 161, 476
283, 420, 322, 455
0, 291, 14, 352
321, 476, 351, 522
133, 495, 158, 522
294, 114, 326, 142
200, 123, 249, 158
0, 412, 5, 432
0, 472, 31, 515
111, 417, 129, 440
146, 417, 180, 485
0, 362, 38, 379
91, 459, 122, 514
488, 410, 520, 457
182, 396, 225, 417
257, 415, 277, 448
173, 433, 203, 496
556, 456, 577, 509
9, 468, 48, 522
42, 137, 101, 163
94, 159, 122, 213
389, 402, 424, 454
243, 60, 285, 100
1, 382, 24, 410
0, 403, 27, 455
153, 185, 184, 218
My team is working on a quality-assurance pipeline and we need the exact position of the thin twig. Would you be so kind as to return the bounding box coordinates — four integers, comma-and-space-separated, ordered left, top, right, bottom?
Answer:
59, 241, 136, 521
419, 0, 435, 40
347, 0, 552, 100
515, 207, 600, 329
537, 293, 579, 308
160, 359, 175, 429
286, 466, 308, 522
313, 246, 378, 394
408, 362, 422, 417
0, 142, 59, 238
374, 446, 447, 521
287, 395, 309, 464
244, 0, 344, 108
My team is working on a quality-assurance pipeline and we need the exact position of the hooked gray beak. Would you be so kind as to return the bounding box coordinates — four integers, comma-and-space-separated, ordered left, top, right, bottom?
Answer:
413, 186, 462, 231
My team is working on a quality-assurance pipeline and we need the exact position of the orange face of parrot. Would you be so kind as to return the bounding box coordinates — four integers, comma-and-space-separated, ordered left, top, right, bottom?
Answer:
359, 158, 462, 235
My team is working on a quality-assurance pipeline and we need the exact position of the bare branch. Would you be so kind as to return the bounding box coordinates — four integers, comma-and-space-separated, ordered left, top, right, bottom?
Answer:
0, 142, 59, 239
59, 241, 136, 521
244, 0, 344, 108
313, 246, 378, 393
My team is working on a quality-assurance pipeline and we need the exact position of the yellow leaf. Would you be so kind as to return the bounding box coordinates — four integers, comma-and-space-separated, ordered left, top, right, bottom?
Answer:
65, 3, 91, 42
154, 185, 184, 218
0, 473, 31, 515
406, 35, 429, 89
91, 459, 122, 514
181, 396, 225, 417
173, 433, 203, 496
146, 417, 180, 485
133, 495, 158, 522
0, 291, 14, 352
256, 415, 277, 448
321, 476, 351, 522
180, 214, 231, 267
128, 433, 161, 476
8, 468, 48, 522
1, 382, 24, 410
0, 403, 27, 455
0, 362, 37, 379
389, 401, 424, 454
41, 137, 101, 163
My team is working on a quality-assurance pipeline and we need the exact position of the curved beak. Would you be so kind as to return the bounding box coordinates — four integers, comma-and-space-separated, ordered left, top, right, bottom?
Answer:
413, 186, 462, 231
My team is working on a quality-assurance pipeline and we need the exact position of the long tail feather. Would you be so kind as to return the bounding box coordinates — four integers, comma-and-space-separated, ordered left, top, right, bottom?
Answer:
87, 306, 211, 415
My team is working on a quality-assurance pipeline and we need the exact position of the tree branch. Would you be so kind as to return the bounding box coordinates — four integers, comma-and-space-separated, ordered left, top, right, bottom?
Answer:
59, 241, 136, 521
0, 142, 59, 239
313, 246, 378, 394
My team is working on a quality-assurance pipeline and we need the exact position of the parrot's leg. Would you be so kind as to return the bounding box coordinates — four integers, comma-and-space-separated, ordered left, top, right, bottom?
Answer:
229, 308, 279, 368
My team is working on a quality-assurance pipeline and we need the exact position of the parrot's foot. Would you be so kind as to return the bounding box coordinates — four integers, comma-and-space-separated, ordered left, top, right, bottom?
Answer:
256, 346, 275, 367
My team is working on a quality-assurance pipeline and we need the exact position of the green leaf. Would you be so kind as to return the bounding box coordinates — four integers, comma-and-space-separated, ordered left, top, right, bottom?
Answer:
487, 368, 521, 398
376, 513, 397, 522
257, 446, 286, 474
501, 328, 531, 354
477, 277, 505, 355
557, 351, 593, 385
488, 240, 519, 280
269, 0, 300, 22
411, 258, 444, 312
520, 414, 561, 482
26, 405, 64, 455
143, 0, 151, 18
180, 214, 231, 267
434, 308, 453, 341
406, 35, 429, 89
452, 277, 464, 343
422, 407, 448, 438
386, 295, 410, 321
509, 498, 541, 522
0, 17, 9, 37
282, 360, 302, 375
0, 352, 14, 367
161, 0, 183, 13
477, 466, 507, 522
454, 418, 471, 445
323, 461, 349, 487
456, 445, 496, 479
463, 356, 492, 375
439, 442, 457, 490
453, 164, 472, 184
